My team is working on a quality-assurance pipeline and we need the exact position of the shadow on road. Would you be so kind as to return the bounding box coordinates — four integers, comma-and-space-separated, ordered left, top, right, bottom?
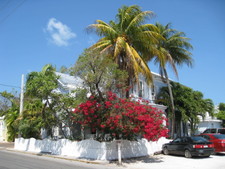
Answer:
110, 155, 164, 164
214, 153, 225, 156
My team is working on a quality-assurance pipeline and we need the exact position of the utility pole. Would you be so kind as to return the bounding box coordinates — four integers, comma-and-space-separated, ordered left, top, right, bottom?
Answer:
18, 74, 24, 138
19, 74, 24, 116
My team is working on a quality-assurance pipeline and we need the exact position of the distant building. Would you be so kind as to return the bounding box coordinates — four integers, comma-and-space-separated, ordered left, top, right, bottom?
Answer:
196, 106, 222, 134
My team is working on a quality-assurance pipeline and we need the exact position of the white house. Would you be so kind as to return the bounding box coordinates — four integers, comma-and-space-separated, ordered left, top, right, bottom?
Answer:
56, 72, 168, 111
196, 106, 222, 134
47, 72, 168, 139
0, 116, 6, 141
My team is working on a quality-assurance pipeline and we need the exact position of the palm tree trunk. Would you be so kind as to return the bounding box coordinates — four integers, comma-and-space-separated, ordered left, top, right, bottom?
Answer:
163, 69, 175, 139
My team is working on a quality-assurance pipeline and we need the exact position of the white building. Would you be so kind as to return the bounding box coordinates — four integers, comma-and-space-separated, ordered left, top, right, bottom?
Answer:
48, 72, 168, 139
0, 116, 6, 141
196, 106, 222, 134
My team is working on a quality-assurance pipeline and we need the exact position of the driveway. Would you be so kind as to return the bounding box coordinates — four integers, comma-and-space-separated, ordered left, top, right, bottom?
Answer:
120, 153, 225, 169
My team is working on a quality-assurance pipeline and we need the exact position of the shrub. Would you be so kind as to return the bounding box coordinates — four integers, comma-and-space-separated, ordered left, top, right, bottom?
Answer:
72, 92, 168, 141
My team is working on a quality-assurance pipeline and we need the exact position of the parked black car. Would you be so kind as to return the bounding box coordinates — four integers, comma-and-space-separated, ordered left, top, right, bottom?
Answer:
162, 136, 214, 158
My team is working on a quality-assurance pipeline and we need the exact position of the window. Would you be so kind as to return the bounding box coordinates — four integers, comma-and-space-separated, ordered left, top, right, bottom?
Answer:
203, 129, 210, 133
214, 134, 225, 139
191, 136, 207, 143
138, 81, 143, 97
151, 84, 155, 101
200, 135, 211, 140
173, 138, 181, 143
218, 129, 225, 134
211, 129, 217, 133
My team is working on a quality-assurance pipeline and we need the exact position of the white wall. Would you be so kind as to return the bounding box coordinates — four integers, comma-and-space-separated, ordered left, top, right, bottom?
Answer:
14, 137, 170, 160
0, 117, 6, 141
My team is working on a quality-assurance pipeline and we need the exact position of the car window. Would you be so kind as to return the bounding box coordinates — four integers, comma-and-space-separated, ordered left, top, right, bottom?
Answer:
191, 136, 208, 143
203, 129, 210, 133
181, 137, 188, 143
211, 129, 217, 133
200, 135, 211, 140
214, 134, 225, 139
173, 138, 181, 143
218, 129, 225, 134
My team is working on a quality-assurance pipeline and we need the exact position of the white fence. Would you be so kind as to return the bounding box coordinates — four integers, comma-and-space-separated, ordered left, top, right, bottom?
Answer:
14, 137, 170, 160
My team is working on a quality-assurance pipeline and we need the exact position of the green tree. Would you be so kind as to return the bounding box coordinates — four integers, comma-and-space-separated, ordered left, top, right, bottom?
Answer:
88, 5, 160, 97
157, 82, 214, 136
71, 49, 128, 100
154, 23, 193, 138
25, 64, 59, 137
24, 64, 87, 139
0, 91, 20, 141
216, 103, 225, 127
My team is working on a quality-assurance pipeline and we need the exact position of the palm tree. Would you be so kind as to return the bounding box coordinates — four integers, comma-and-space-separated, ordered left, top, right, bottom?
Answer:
88, 5, 161, 97
154, 23, 193, 138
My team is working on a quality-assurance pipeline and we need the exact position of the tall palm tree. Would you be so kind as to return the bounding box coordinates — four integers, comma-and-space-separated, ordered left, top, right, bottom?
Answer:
154, 23, 193, 138
88, 5, 161, 96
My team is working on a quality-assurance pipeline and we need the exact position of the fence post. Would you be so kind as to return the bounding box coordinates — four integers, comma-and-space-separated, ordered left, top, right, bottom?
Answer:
117, 140, 122, 165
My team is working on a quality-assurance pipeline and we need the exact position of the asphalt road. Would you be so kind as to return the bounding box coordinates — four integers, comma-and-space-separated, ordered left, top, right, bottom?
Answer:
0, 149, 115, 169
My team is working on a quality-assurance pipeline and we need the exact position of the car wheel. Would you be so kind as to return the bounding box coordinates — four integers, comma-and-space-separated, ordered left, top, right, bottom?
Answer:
163, 147, 169, 155
184, 149, 192, 158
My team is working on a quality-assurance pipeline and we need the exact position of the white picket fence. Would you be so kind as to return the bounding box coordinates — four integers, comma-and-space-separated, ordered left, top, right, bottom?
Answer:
14, 137, 170, 160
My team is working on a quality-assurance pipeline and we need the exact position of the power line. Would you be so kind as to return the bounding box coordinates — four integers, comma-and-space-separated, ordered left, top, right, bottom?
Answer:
0, 0, 11, 11
0, 83, 20, 89
0, 0, 26, 24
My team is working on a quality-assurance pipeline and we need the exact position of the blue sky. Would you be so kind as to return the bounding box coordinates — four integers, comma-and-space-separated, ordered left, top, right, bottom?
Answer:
0, 0, 224, 105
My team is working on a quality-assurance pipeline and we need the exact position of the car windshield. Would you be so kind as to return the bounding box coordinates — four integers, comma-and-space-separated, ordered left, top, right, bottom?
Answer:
191, 136, 207, 143
218, 129, 225, 134
214, 134, 225, 139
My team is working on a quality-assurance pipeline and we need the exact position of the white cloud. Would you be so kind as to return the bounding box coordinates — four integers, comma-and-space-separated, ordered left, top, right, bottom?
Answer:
46, 18, 76, 46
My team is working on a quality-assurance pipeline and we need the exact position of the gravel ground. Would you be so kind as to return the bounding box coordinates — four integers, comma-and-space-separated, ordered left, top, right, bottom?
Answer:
118, 153, 225, 169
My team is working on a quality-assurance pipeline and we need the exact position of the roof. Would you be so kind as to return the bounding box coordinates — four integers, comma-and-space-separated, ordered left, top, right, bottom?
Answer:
55, 72, 83, 90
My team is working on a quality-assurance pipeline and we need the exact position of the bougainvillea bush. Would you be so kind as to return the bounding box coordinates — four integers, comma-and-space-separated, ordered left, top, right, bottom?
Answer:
72, 92, 168, 141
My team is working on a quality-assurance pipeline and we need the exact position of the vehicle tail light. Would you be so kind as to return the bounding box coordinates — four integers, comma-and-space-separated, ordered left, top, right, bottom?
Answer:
193, 144, 213, 148
193, 145, 203, 148
208, 144, 214, 148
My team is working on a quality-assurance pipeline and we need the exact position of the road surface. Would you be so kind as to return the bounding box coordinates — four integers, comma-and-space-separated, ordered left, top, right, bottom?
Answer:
0, 149, 114, 169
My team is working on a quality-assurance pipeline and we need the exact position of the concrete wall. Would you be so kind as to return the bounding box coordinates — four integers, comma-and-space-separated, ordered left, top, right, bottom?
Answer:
14, 137, 170, 160
0, 117, 7, 142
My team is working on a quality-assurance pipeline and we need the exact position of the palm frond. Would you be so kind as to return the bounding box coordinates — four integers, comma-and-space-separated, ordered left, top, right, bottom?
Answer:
87, 20, 117, 37
125, 11, 154, 33
114, 37, 126, 59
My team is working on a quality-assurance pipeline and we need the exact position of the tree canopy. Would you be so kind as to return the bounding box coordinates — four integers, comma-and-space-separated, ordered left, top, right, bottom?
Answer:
0, 91, 20, 141
88, 5, 161, 91
216, 103, 225, 127
157, 82, 214, 136
71, 48, 128, 99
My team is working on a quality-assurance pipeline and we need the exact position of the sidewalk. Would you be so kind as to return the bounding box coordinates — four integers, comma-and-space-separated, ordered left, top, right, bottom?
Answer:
0, 141, 14, 149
